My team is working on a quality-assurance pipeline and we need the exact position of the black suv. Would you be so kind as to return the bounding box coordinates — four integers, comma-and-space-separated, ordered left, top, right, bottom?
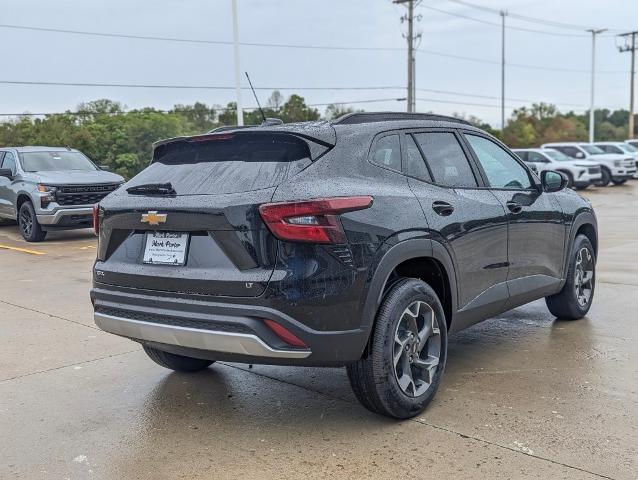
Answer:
91, 113, 597, 419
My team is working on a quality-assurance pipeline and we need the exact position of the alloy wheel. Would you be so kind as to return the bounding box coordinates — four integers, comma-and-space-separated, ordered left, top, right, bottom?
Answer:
19, 208, 33, 238
393, 300, 441, 397
574, 247, 594, 308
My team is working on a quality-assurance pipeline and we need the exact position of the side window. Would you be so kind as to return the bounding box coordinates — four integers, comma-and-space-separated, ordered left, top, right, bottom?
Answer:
413, 132, 477, 187
514, 151, 527, 161
465, 135, 532, 189
601, 145, 621, 154
553, 146, 578, 158
528, 152, 549, 163
404, 134, 430, 180
2, 152, 17, 175
370, 134, 401, 171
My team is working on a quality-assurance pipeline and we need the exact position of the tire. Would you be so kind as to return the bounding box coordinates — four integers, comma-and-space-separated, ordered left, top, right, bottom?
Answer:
347, 278, 448, 419
143, 345, 214, 372
557, 171, 574, 189
545, 234, 595, 320
595, 167, 611, 187
574, 185, 588, 191
611, 178, 627, 185
18, 201, 47, 242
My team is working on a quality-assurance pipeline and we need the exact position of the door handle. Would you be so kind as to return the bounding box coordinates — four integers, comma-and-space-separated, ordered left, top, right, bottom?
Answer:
432, 201, 454, 216
506, 201, 523, 214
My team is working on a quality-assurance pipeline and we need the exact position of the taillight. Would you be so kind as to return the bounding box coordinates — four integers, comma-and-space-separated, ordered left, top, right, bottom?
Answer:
259, 196, 373, 244
92, 204, 100, 236
263, 319, 308, 348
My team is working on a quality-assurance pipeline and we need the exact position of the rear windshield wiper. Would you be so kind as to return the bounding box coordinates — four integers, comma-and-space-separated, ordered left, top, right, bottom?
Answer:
126, 182, 176, 196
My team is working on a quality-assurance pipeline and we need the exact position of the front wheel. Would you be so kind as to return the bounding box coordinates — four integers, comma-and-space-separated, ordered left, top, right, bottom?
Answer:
347, 278, 448, 419
143, 345, 214, 372
545, 234, 595, 320
18, 202, 47, 242
595, 168, 611, 187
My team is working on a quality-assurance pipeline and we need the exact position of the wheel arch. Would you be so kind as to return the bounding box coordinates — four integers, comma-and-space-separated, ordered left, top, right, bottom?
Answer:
561, 211, 598, 285
358, 238, 458, 358
16, 193, 33, 217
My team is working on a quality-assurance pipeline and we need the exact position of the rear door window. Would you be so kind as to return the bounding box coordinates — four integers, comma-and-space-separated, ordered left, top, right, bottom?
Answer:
370, 134, 401, 171
403, 134, 430, 181
413, 132, 477, 187
130, 133, 314, 195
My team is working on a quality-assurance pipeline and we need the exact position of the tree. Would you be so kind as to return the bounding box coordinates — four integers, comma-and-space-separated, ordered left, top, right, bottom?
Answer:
324, 104, 362, 120
279, 94, 319, 123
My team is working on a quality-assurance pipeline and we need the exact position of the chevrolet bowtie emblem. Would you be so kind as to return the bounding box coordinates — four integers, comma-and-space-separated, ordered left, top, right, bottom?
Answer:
141, 211, 167, 226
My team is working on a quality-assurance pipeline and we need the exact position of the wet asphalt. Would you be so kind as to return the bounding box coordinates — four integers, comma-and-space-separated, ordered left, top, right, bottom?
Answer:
0, 183, 637, 479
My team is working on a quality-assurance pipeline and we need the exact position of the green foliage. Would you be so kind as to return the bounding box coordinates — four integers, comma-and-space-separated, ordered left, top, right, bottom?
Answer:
2, 94, 635, 180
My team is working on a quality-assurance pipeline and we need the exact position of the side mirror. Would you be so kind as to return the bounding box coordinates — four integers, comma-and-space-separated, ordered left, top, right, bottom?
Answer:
99, 165, 111, 171
575, 152, 585, 159
541, 170, 567, 192
0, 168, 13, 180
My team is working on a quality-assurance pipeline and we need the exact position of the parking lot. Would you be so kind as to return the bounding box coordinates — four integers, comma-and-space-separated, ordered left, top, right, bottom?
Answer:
0, 184, 636, 480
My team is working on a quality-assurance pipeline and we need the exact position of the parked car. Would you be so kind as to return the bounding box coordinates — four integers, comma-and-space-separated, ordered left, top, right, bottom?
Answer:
512, 148, 602, 189
541, 142, 636, 186
0, 147, 124, 242
595, 141, 638, 177
91, 112, 598, 419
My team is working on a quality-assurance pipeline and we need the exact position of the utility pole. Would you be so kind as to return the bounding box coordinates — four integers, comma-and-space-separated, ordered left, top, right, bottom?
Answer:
231, 0, 244, 126
588, 29, 607, 143
394, 0, 420, 113
618, 31, 638, 139
500, 10, 507, 131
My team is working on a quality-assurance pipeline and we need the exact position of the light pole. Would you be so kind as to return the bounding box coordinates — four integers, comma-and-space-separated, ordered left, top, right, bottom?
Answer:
500, 10, 507, 131
231, 0, 244, 126
588, 29, 606, 143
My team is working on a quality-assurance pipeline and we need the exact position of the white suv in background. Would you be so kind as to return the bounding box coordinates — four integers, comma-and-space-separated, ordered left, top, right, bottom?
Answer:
595, 142, 638, 178
542, 142, 636, 186
513, 148, 602, 189
626, 139, 638, 150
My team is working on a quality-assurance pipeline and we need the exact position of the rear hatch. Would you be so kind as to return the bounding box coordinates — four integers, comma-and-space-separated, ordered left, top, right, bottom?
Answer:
95, 128, 334, 297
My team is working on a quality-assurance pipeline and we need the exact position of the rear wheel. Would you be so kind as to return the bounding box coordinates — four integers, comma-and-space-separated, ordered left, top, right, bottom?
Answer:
545, 234, 595, 320
611, 178, 627, 185
595, 167, 611, 187
143, 345, 214, 372
18, 202, 46, 242
347, 278, 448, 419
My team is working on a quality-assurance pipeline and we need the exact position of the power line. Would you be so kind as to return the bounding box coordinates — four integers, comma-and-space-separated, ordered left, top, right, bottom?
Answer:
0, 23, 627, 74
440, 0, 622, 33
0, 97, 407, 117
420, 3, 597, 37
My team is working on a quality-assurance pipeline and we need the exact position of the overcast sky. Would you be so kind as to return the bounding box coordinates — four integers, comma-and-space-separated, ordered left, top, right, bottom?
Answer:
1, 0, 637, 126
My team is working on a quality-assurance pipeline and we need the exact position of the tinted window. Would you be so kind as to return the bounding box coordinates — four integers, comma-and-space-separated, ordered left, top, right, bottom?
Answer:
580, 145, 605, 155
549, 146, 580, 158
528, 152, 549, 163
20, 151, 97, 172
413, 132, 477, 187
544, 149, 572, 162
2, 152, 17, 175
404, 134, 430, 180
513, 151, 528, 161
597, 145, 621, 154
371, 135, 401, 171
465, 135, 532, 189
130, 133, 313, 195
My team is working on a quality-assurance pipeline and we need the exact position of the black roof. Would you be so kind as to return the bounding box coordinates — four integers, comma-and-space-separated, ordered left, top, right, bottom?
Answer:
332, 112, 471, 126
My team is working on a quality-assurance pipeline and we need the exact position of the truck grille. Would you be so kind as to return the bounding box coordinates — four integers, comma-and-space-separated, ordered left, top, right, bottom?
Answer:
56, 184, 120, 206
588, 166, 601, 175
623, 158, 635, 168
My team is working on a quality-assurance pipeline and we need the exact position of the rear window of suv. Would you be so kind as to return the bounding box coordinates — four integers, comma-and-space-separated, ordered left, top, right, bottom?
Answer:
132, 133, 314, 195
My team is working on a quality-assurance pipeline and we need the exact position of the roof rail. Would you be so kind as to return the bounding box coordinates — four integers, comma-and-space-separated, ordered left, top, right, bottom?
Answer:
332, 112, 471, 126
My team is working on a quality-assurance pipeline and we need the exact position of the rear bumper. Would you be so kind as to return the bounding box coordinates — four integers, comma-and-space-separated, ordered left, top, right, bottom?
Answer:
95, 311, 310, 359
90, 283, 369, 366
